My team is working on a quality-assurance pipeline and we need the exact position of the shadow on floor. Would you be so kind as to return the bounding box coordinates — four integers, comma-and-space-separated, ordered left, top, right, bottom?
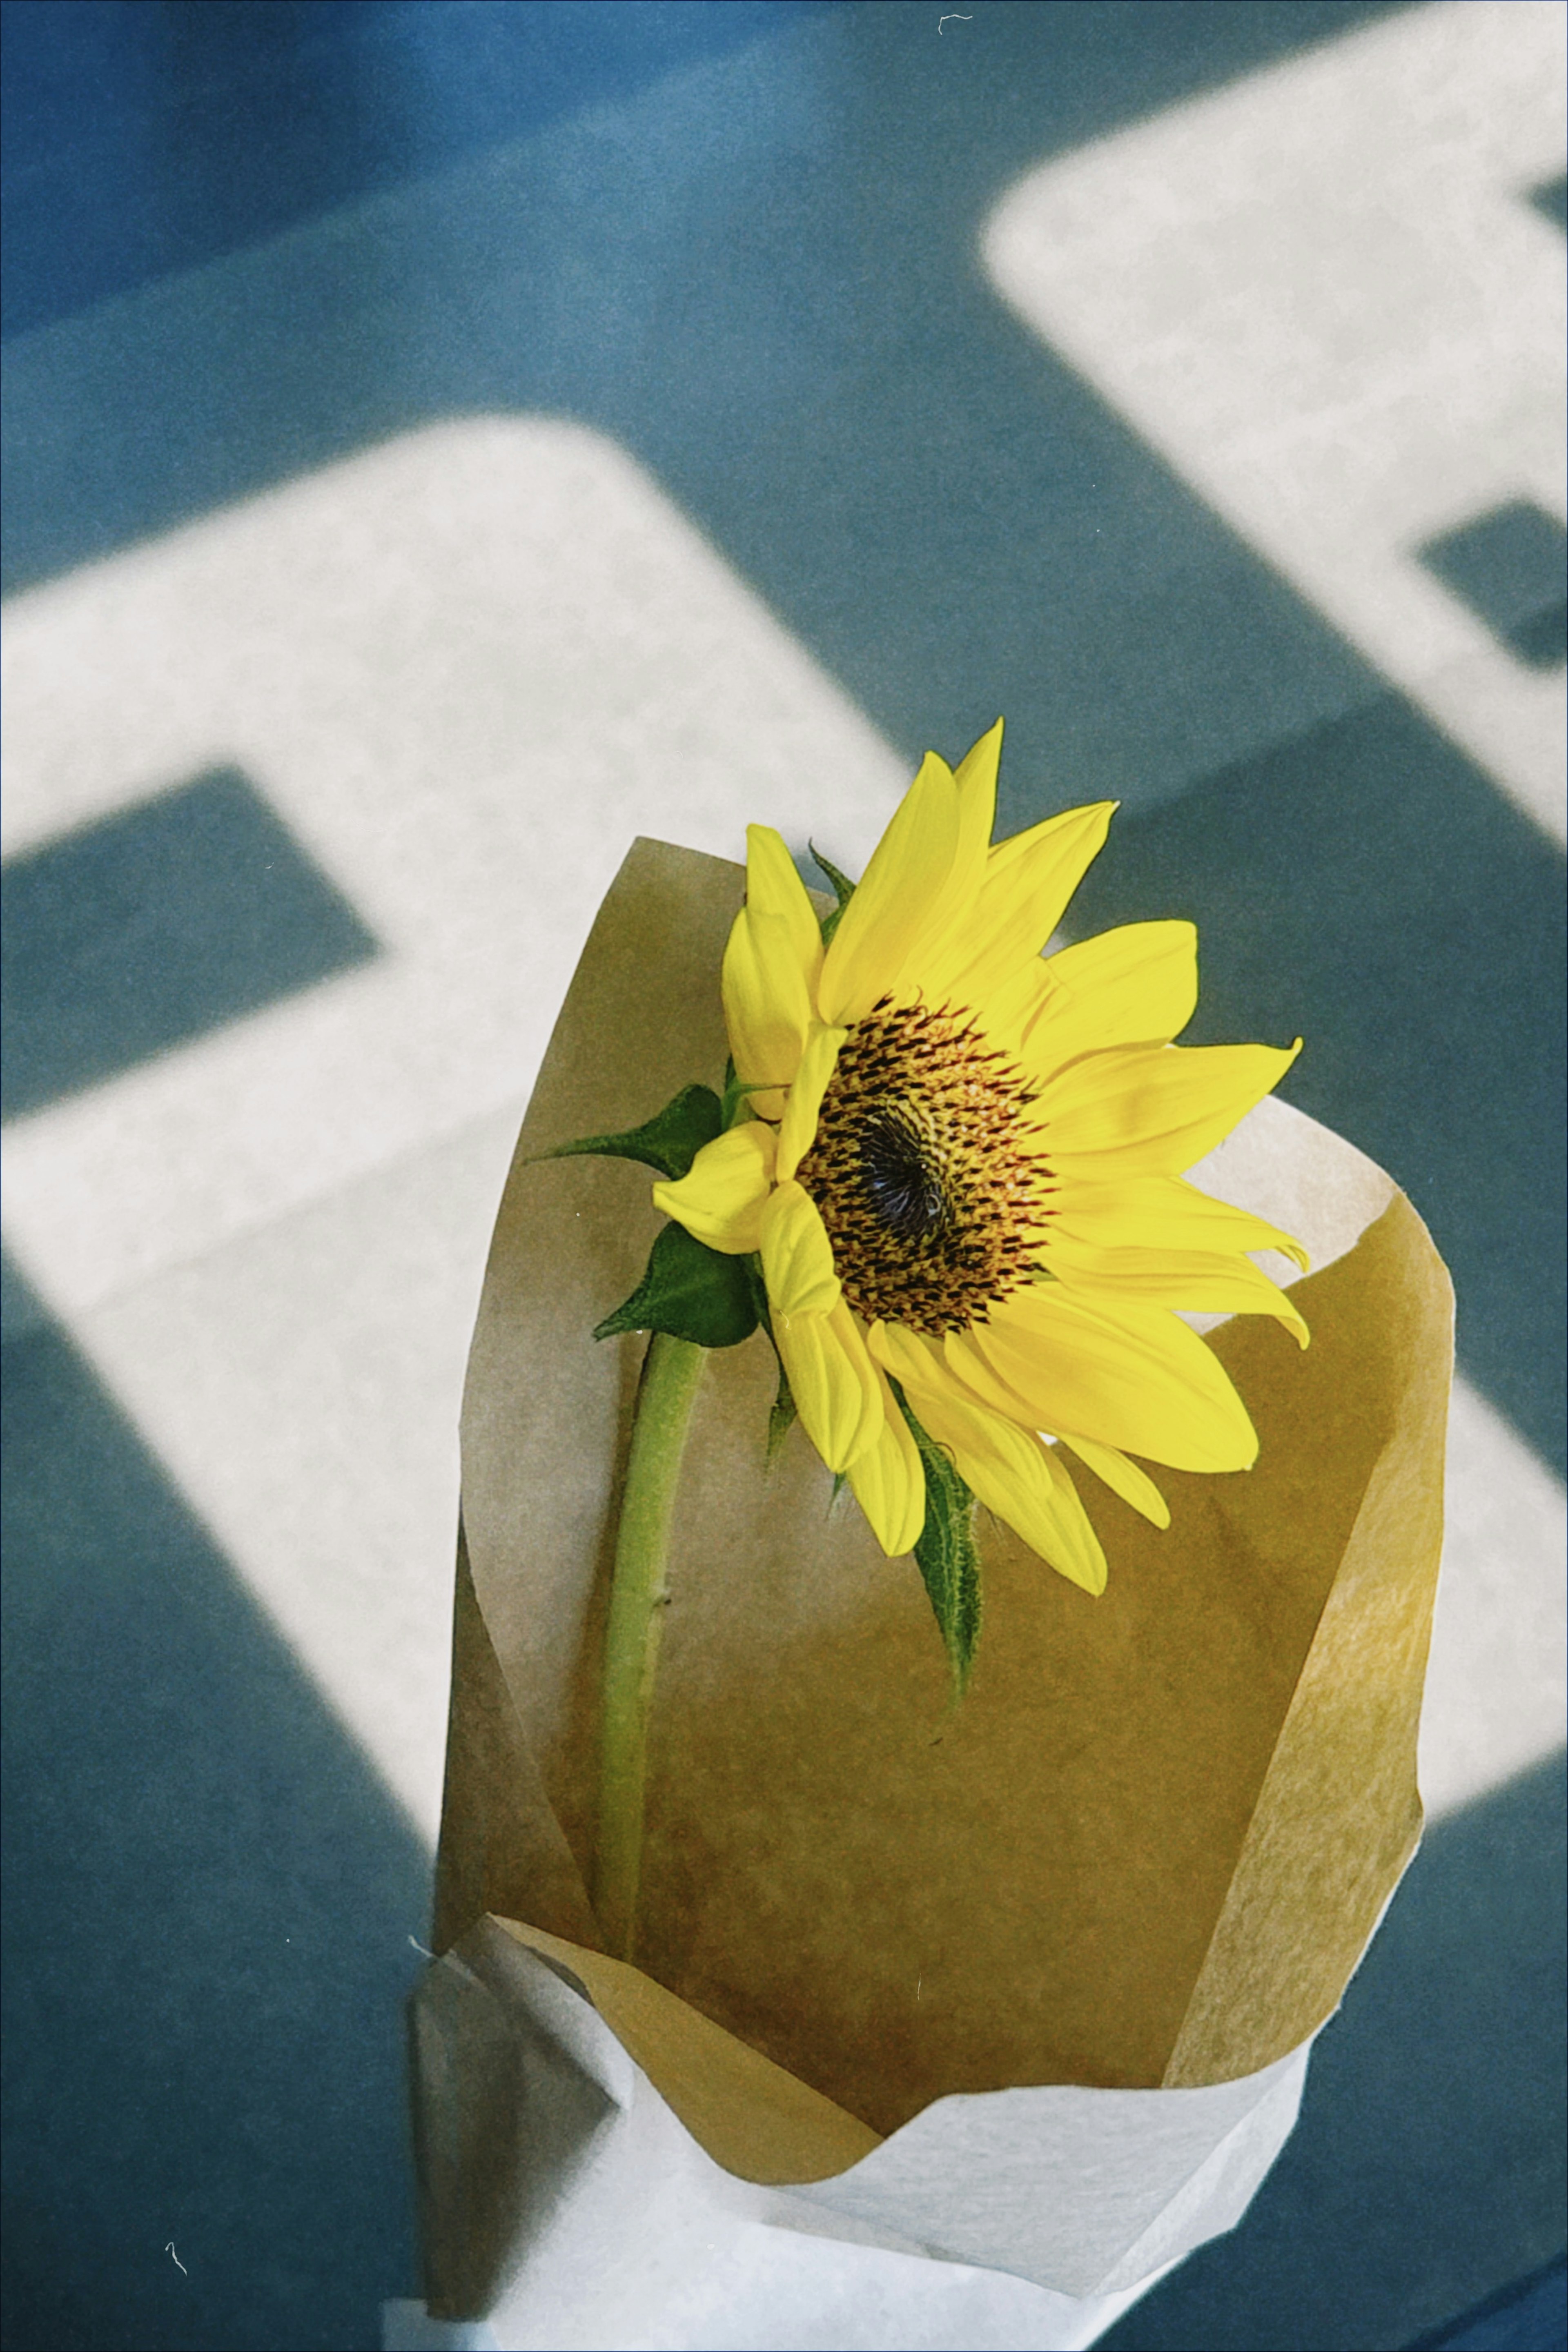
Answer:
0, 765, 381, 1121
1101, 1755, 1568, 2352
0, 0, 832, 341
0, 1263, 432, 2352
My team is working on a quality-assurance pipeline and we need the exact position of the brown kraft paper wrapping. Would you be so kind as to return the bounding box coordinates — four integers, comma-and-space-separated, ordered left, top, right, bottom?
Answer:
430, 834, 1454, 2192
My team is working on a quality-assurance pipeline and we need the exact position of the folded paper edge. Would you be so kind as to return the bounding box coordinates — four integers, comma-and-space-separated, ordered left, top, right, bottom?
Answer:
412, 1917, 1322, 2307
432, 1521, 604, 1958
1163, 1191, 1454, 2086
493, 1917, 885, 2185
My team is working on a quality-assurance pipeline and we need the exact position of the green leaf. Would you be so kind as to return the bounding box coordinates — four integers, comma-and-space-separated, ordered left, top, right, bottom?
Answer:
891, 1381, 982, 1700
594, 1220, 759, 1350
539, 1082, 722, 1181
808, 842, 857, 947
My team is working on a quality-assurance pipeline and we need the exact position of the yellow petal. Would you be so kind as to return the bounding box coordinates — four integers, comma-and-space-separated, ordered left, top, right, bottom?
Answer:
865, 1316, 948, 1393
776, 1299, 884, 1473
721, 907, 811, 1121
874, 1330, 1105, 1595
1033, 1040, 1302, 1177
653, 1123, 777, 1254
776, 1023, 846, 1181
953, 1286, 1259, 1472
760, 1179, 841, 1316
970, 953, 1056, 1061
951, 715, 1004, 877
720, 826, 823, 1120
1047, 1234, 1310, 1347
924, 800, 1116, 1010
1054, 1430, 1171, 1529
869, 1322, 1107, 1594
746, 823, 824, 980
1051, 1174, 1310, 1271
1022, 922, 1198, 1074
846, 1365, 926, 1555
882, 722, 1001, 996
817, 752, 963, 1025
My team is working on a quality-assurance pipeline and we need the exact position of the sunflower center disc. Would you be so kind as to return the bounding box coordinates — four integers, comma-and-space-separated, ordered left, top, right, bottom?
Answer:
796, 997, 1050, 1335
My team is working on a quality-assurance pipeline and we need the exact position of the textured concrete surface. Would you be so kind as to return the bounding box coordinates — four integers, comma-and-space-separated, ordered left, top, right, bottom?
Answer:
2, 7, 1561, 2348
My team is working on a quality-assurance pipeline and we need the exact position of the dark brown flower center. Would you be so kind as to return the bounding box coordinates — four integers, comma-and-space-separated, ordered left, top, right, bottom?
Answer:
795, 997, 1052, 1336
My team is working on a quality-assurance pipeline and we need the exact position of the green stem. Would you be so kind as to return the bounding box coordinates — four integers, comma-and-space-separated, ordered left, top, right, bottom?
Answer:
592, 1330, 706, 1961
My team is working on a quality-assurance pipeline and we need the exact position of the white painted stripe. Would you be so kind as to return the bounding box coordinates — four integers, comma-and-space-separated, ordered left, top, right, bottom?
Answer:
983, 0, 1567, 840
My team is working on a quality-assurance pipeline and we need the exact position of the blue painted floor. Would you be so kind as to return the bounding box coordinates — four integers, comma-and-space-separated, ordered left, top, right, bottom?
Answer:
2, 6, 1563, 2348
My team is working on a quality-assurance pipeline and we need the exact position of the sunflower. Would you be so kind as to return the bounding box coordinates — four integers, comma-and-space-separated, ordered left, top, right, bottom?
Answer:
651, 720, 1307, 1595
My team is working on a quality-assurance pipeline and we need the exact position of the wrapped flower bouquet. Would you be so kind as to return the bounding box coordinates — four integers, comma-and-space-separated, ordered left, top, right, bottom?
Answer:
403, 727, 1452, 2351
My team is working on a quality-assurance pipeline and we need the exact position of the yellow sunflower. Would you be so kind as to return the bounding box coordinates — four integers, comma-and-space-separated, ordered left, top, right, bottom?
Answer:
651, 720, 1308, 1595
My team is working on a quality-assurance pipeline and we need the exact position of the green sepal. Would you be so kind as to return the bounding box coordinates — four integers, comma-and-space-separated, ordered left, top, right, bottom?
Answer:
740, 1253, 797, 1464
594, 1221, 759, 1350
541, 1082, 722, 1181
766, 1354, 797, 1464
720, 1057, 777, 1132
744, 1252, 773, 1338
808, 843, 857, 947
891, 1381, 982, 1700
